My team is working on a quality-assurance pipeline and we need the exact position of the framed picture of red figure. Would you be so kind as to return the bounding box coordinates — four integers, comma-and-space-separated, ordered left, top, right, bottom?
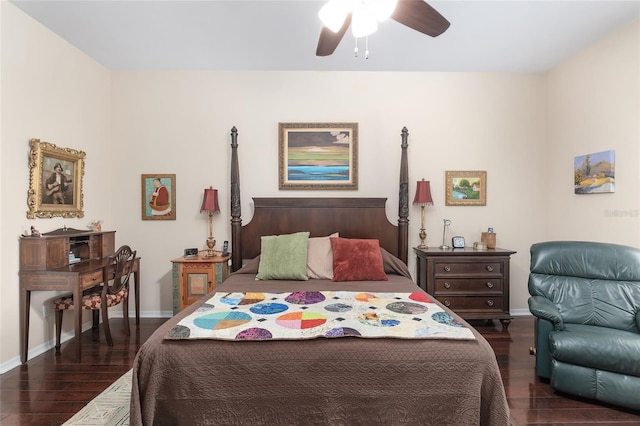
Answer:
141, 174, 176, 220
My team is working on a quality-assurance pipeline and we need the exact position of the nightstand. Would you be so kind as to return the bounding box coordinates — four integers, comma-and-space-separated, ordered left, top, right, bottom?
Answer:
414, 246, 516, 329
171, 251, 230, 314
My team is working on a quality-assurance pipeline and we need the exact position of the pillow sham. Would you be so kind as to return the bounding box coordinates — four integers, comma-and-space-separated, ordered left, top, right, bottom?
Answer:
330, 237, 388, 282
256, 232, 310, 280
307, 232, 339, 279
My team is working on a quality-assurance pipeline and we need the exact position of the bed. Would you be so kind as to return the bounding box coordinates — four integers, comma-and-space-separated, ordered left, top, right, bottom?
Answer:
130, 127, 509, 425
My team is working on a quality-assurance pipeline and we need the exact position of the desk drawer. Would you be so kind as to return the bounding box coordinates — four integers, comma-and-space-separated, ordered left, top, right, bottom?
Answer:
81, 271, 103, 289
433, 261, 503, 275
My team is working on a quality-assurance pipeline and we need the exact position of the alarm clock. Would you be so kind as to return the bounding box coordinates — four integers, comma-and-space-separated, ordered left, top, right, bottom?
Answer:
452, 236, 465, 248
184, 248, 199, 258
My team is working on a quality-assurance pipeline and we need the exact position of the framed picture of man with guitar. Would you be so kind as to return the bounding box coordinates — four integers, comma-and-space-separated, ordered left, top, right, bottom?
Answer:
27, 138, 85, 219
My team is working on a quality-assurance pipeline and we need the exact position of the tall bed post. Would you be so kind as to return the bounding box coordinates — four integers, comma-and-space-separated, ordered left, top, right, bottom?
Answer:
230, 126, 242, 272
398, 127, 409, 264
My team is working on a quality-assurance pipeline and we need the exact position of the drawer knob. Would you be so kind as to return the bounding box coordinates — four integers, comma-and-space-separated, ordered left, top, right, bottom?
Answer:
444, 282, 451, 289
486, 281, 494, 288
486, 265, 494, 272
444, 300, 451, 307
487, 300, 494, 307
443, 266, 451, 272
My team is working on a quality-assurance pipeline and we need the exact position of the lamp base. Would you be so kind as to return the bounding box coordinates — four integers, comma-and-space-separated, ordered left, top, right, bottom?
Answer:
417, 228, 427, 250
439, 244, 451, 250
206, 237, 216, 257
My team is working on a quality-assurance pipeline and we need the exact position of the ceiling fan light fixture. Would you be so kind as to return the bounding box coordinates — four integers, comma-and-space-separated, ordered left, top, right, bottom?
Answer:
352, 5, 378, 38
319, 0, 354, 33
372, 0, 398, 21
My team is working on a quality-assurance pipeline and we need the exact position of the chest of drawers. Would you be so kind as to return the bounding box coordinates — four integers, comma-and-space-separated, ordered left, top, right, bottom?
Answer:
414, 247, 516, 329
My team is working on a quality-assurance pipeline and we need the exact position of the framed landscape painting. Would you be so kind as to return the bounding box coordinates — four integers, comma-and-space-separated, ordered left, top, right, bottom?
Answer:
574, 150, 615, 194
278, 122, 358, 190
445, 170, 487, 206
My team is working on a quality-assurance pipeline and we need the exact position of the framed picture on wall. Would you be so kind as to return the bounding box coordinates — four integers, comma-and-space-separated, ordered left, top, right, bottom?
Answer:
141, 174, 176, 220
27, 138, 86, 219
574, 150, 615, 194
278, 122, 358, 190
445, 170, 487, 206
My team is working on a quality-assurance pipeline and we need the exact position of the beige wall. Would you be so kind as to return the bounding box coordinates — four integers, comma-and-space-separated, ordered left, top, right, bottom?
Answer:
109, 71, 546, 323
1, 3, 113, 369
1, 2, 638, 370
546, 20, 640, 245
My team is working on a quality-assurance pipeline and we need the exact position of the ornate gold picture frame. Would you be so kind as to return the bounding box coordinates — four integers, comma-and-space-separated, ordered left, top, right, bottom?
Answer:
27, 138, 85, 219
278, 122, 358, 190
445, 170, 487, 206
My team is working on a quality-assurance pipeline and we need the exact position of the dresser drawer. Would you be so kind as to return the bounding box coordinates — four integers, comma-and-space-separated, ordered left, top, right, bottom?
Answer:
432, 261, 503, 276
434, 278, 503, 294
437, 295, 504, 312
81, 270, 103, 289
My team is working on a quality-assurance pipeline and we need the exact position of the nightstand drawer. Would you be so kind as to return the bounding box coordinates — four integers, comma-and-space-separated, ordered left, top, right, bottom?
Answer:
432, 261, 503, 276
437, 296, 504, 312
434, 278, 503, 294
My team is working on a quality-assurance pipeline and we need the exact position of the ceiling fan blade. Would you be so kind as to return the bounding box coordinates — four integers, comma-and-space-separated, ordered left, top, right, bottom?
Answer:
316, 14, 353, 56
391, 0, 450, 37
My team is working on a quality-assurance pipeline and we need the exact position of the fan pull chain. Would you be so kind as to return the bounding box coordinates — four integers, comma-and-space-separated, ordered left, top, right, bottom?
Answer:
365, 36, 369, 59
354, 37, 358, 57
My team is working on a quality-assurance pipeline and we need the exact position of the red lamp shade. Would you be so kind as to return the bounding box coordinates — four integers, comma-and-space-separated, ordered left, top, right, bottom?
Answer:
413, 179, 434, 206
200, 187, 220, 214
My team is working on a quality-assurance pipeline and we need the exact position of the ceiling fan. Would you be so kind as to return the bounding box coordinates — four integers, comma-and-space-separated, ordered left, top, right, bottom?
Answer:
316, 0, 450, 57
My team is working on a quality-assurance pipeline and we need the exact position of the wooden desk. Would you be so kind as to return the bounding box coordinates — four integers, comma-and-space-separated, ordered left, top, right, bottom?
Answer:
18, 228, 140, 363
19, 257, 141, 363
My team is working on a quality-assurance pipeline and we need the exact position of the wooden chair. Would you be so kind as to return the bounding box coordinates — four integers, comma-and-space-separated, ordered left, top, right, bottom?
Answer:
54, 245, 137, 350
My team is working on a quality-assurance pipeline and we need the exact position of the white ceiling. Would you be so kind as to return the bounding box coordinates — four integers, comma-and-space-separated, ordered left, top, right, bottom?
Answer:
9, 0, 640, 72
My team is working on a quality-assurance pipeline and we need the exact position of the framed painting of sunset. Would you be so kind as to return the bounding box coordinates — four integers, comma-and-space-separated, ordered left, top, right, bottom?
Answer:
278, 122, 358, 190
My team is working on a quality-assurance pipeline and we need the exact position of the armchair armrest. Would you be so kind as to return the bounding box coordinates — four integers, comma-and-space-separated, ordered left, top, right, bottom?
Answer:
528, 296, 564, 330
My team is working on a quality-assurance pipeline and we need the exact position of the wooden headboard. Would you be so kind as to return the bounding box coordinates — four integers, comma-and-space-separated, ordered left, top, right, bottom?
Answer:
229, 126, 410, 271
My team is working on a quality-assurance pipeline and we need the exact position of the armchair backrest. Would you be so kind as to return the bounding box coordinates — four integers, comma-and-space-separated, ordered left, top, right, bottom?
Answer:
529, 241, 640, 333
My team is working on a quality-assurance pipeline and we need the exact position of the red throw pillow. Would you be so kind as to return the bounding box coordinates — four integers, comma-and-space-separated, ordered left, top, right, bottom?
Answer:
330, 237, 388, 282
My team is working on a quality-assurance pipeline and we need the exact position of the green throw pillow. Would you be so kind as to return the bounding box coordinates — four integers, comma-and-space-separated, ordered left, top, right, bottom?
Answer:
256, 232, 310, 280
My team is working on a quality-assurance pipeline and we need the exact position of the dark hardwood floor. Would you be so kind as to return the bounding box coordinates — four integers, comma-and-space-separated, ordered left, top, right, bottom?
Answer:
1, 317, 639, 425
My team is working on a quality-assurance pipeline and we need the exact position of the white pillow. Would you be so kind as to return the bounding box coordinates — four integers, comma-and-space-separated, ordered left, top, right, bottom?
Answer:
307, 233, 339, 279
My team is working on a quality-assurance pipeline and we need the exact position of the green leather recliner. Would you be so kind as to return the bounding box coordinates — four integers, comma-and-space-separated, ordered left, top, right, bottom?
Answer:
528, 241, 640, 410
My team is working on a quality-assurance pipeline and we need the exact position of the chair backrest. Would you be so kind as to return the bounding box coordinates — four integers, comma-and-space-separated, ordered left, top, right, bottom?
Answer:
528, 241, 640, 332
104, 245, 136, 295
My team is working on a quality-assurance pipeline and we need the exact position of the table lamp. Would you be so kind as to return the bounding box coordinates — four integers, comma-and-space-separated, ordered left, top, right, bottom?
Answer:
200, 187, 220, 257
413, 179, 433, 249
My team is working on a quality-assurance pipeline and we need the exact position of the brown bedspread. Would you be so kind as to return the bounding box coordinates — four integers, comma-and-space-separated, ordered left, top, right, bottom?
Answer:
130, 268, 509, 425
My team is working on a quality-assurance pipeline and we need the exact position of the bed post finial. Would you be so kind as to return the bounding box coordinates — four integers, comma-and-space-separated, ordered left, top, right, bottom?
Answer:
230, 126, 242, 271
398, 127, 409, 264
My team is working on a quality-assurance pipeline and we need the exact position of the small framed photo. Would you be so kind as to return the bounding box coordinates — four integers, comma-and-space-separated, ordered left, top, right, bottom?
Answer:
445, 170, 487, 206
141, 174, 176, 220
278, 122, 358, 190
27, 138, 86, 219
